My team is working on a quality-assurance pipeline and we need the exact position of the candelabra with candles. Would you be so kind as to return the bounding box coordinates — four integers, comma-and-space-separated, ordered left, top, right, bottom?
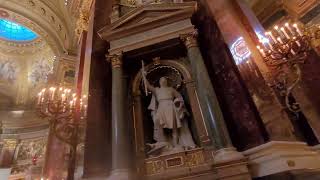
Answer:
257, 22, 320, 112
37, 86, 87, 180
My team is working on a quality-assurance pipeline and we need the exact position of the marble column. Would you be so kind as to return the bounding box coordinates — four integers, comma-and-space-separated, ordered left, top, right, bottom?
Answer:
108, 54, 131, 180
181, 31, 244, 163
202, 0, 296, 141
82, 0, 112, 178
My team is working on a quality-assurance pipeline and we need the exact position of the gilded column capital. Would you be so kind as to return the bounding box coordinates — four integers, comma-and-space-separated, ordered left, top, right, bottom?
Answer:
180, 29, 199, 49
106, 53, 123, 68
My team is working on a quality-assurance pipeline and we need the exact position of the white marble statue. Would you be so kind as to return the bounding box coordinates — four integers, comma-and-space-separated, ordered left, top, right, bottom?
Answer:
142, 70, 195, 155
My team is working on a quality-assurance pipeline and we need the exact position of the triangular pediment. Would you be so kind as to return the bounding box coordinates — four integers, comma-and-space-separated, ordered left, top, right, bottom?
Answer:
99, 2, 197, 41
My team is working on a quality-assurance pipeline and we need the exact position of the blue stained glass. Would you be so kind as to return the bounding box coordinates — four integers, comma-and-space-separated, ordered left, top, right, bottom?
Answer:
0, 19, 38, 41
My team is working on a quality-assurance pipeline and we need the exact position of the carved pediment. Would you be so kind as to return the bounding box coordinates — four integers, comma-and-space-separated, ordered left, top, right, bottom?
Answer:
98, 2, 197, 41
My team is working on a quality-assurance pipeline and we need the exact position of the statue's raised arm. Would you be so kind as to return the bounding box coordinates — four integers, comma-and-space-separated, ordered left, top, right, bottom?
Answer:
141, 61, 156, 94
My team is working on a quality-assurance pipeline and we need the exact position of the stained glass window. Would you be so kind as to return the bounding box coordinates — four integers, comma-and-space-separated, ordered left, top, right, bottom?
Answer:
0, 19, 38, 41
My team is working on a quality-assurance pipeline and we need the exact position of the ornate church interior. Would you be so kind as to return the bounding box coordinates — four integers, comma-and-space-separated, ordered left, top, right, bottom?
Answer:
1, 0, 320, 179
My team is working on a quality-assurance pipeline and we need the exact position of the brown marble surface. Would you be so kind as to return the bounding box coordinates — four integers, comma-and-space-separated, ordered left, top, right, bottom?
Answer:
193, 2, 268, 151
82, 0, 113, 177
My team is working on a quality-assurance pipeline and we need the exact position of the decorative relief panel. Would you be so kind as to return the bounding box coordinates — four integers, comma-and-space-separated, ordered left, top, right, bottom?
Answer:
16, 138, 46, 162
29, 59, 54, 85
145, 148, 205, 175
0, 58, 19, 83
11, 137, 47, 175
28, 47, 55, 85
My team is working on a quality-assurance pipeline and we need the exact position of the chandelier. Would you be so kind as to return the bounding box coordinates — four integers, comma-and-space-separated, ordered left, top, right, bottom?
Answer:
37, 86, 87, 180
257, 22, 320, 112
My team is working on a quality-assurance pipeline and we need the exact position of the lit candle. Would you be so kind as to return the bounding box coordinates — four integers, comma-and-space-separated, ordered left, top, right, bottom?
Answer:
50, 87, 56, 100
292, 36, 301, 47
70, 100, 73, 109
267, 32, 277, 43
84, 105, 87, 116
290, 49, 296, 55
266, 40, 274, 50
61, 94, 66, 102
280, 27, 290, 39
80, 101, 83, 110
293, 24, 303, 36
277, 37, 284, 44
259, 49, 266, 57
285, 23, 294, 34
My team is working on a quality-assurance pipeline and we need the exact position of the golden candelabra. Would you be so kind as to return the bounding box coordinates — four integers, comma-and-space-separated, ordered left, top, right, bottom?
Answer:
36, 86, 87, 180
257, 22, 320, 112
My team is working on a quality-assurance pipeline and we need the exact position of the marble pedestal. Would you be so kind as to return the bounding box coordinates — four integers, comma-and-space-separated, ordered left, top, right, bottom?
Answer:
243, 141, 320, 178
144, 148, 251, 180
0, 168, 11, 180
312, 144, 320, 154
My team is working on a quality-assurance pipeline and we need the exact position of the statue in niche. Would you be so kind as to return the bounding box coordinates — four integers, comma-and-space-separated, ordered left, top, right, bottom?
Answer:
142, 67, 196, 156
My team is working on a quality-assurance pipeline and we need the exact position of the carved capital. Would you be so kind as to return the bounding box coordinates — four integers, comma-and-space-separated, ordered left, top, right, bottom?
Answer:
107, 53, 123, 68
180, 30, 199, 49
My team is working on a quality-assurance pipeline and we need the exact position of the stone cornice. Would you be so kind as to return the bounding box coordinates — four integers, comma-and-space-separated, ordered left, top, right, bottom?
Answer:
98, 2, 197, 41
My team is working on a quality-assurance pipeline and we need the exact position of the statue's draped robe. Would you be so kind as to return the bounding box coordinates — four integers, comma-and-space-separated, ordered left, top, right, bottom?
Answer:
148, 87, 195, 148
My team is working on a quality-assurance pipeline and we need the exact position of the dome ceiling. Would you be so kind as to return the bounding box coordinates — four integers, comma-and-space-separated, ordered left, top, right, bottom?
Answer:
0, 19, 38, 42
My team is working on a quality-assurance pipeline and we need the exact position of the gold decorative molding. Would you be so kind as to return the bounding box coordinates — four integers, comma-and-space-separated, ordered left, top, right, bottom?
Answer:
75, 0, 93, 36
144, 148, 206, 175
180, 30, 199, 49
107, 53, 123, 68
3, 139, 18, 150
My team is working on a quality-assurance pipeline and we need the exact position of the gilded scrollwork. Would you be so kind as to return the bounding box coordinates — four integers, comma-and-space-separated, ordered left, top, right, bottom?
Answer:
3, 139, 17, 150
144, 149, 206, 175
75, 0, 93, 36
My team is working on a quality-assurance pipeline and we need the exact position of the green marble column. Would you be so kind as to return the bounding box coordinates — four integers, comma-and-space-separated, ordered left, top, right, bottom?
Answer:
181, 30, 244, 163
108, 54, 130, 179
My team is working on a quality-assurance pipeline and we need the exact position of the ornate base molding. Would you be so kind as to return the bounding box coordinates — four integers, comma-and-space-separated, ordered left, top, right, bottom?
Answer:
107, 169, 131, 180
144, 148, 251, 180
243, 141, 320, 178
213, 147, 245, 164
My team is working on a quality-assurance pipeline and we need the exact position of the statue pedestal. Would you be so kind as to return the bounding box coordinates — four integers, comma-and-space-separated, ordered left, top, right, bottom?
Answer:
0, 168, 11, 180
107, 169, 131, 180
312, 144, 320, 154
144, 148, 251, 180
213, 147, 245, 164
243, 141, 320, 178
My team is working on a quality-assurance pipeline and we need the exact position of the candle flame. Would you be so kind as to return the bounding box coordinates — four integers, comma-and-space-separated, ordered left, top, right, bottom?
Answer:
274, 25, 279, 30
